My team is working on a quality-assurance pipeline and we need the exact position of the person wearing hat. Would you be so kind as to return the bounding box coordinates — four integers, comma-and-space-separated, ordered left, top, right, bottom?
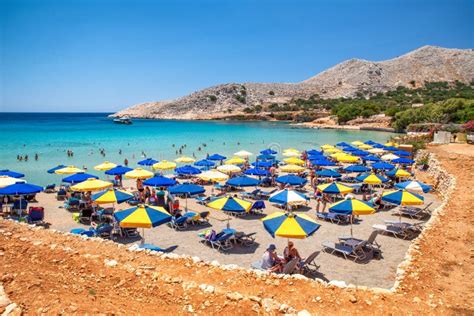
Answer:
261, 244, 283, 272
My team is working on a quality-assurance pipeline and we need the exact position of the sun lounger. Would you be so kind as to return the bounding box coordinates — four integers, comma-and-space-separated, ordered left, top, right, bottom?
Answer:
168, 216, 188, 230
234, 232, 256, 246
122, 227, 139, 238
298, 251, 320, 276
316, 212, 350, 225
257, 188, 278, 199
322, 240, 368, 261
78, 208, 93, 224
195, 196, 213, 205
339, 231, 380, 250
282, 258, 299, 274
250, 200, 265, 214
139, 243, 165, 252
12, 199, 28, 215
44, 184, 56, 193
56, 188, 67, 201
200, 230, 234, 251
372, 222, 423, 240
393, 202, 433, 219
241, 189, 262, 200
26, 207, 45, 225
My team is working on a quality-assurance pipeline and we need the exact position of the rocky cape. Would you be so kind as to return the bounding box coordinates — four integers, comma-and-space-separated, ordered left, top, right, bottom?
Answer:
112, 46, 474, 120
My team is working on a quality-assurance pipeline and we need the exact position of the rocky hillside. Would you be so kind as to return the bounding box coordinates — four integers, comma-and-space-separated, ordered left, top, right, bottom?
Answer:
113, 46, 474, 120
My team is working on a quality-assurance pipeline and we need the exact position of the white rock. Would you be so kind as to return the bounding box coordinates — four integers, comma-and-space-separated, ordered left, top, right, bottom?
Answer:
328, 280, 347, 288
104, 259, 118, 267
297, 310, 312, 316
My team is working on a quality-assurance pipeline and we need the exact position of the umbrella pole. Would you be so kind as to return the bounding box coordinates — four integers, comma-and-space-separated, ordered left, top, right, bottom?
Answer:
350, 216, 353, 237
141, 228, 145, 245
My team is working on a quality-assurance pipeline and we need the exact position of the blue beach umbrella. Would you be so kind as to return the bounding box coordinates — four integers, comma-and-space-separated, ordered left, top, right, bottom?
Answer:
372, 143, 384, 149
257, 154, 276, 160
252, 161, 273, 168
395, 180, 432, 193
362, 155, 381, 162
143, 176, 177, 187
336, 142, 351, 147
352, 150, 369, 157
168, 183, 205, 196
356, 173, 389, 184
0, 182, 43, 195
316, 169, 341, 178
208, 154, 227, 161
260, 148, 277, 155
138, 158, 159, 166
47, 165, 66, 174
0, 170, 25, 178
307, 154, 325, 160
175, 165, 201, 175
392, 157, 415, 164
364, 140, 377, 145
372, 162, 395, 171
194, 159, 215, 167
307, 149, 323, 155
393, 150, 411, 157
226, 176, 260, 187
275, 175, 307, 186
244, 168, 270, 176
342, 146, 358, 152
62, 173, 98, 184
311, 159, 336, 167
105, 165, 133, 175
344, 165, 370, 173
269, 189, 309, 207
92, 188, 134, 204
383, 146, 398, 151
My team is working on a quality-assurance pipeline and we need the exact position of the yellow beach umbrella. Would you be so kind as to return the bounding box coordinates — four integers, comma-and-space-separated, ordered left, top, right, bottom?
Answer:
70, 178, 113, 192
385, 142, 398, 147
54, 166, 84, 175
175, 156, 195, 163
94, 161, 117, 171
324, 148, 342, 154
284, 148, 300, 153
381, 190, 424, 206
0, 176, 26, 188
282, 151, 300, 157
262, 212, 320, 239
280, 164, 305, 173
153, 160, 177, 171
207, 196, 252, 213
336, 155, 359, 163
320, 144, 335, 150
351, 141, 364, 146
387, 168, 412, 178
225, 157, 246, 165
217, 164, 241, 174
317, 182, 354, 195
283, 157, 305, 166
358, 144, 372, 150
234, 150, 253, 158
125, 168, 154, 179
198, 170, 229, 182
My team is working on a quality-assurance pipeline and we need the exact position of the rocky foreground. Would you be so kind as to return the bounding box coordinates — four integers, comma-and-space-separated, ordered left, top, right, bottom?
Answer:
112, 46, 474, 120
1, 144, 473, 314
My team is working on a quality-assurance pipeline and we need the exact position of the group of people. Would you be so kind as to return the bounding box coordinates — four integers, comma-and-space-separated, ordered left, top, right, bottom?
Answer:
16, 153, 39, 161
261, 242, 303, 272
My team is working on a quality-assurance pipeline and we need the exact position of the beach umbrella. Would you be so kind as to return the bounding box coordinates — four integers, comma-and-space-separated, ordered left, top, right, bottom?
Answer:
383, 146, 398, 151
175, 156, 196, 163
368, 148, 385, 154
0, 182, 42, 195
54, 166, 84, 175
335, 154, 359, 163
226, 176, 260, 187
207, 196, 252, 214
252, 161, 273, 168
342, 146, 358, 152
392, 157, 415, 165
175, 165, 201, 175
307, 154, 325, 160
362, 155, 381, 162
262, 212, 320, 239
194, 159, 215, 167
152, 160, 177, 171
284, 148, 300, 153
125, 168, 154, 179
323, 148, 342, 154
105, 165, 133, 176
393, 150, 411, 157
260, 148, 277, 155
234, 150, 253, 158
310, 159, 336, 167
70, 178, 113, 192
62, 173, 98, 184
384, 142, 398, 147
143, 176, 177, 187
364, 140, 377, 145
358, 144, 372, 150
344, 165, 370, 173
137, 158, 159, 166
336, 142, 351, 147
352, 150, 370, 157
282, 151, 301, 157
381, 189, 424, 206
269, 189, 309, 207
386, 168, 412, 178
356, 173, 389, 184
371, 143, 384, 148
276, 175, 307, 186
225, 157, 246, 165
94, 161, 117, 171
0, 170, 24, 178
306, 149, 323, 155
244, 168, 270, 177
168, 183, 205, 196
198, 170, 229, 182
92, 188, 133, 204
280, 164, 305, 173
317, 182, 354, 195
0, 176, 26, 188
395, 180, 432, 193
372, 162, 395, 171
320, 144, 335, 150
381, 153, 400, 161
316, 169, 341, 178
208, 154, 227, 161
329, 198, 375, 235
257, 154, 276, 160
283, 157, 305, 166
114, 204, 172, 243
217, 164, 241, 174
351, 141, 364, 146
47, 165, 66, 174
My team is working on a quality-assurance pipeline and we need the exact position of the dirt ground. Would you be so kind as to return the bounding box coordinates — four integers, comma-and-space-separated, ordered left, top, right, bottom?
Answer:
0, 144, 473, 315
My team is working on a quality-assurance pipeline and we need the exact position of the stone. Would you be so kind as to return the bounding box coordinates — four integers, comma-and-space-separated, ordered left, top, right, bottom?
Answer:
104, 259, 118, 267
297, 309, 312, 316
349, 295, 357, 303
226, 292, 244, 301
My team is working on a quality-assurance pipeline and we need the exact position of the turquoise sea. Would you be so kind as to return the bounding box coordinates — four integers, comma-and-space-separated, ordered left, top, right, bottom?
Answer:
0, 113, 396, 185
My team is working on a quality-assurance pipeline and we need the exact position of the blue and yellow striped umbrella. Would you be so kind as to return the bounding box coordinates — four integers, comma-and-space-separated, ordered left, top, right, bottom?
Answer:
92, 188, 133, 205
381, 190, 424, 206
262, 212, 320, 239
329, 198, 375, 215
207, 196, 252, 213
317, 182, 354, 195
114, 204, 172, 228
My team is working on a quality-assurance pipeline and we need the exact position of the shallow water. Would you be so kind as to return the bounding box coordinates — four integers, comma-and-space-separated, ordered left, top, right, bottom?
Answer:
0, 113, 396, 185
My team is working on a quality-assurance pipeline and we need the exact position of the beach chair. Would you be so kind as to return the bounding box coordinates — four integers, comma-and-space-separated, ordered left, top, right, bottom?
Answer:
65, 197, 80, 212
122, 227, 139, 238
168, 216, 188, 230
201, 230, 234, 251
91, 224, 113, 239
258, 188, 277, 199
316, 212, 350, 225
372, 222, 422, 240
298, 251, 320, 276
241, 189, 262, 200
56, 188, 67, 201
78, 208, 93, 224
339, 231, 381, 250
250, 200, 266, 214
234, 232, 256, 246
322, 240, 368, 261
12, 199, 28, 215
195, 196, 212, 205
138, 243, 165, 252
44, 184, 56, 193
197, 211, 210, 224
26, 207, 45, 225
394, 202, 434, 219
282, 258, 299, 274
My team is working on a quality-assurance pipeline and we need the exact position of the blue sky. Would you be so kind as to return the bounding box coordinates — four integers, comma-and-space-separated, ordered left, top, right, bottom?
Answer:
1, 0, 473, 112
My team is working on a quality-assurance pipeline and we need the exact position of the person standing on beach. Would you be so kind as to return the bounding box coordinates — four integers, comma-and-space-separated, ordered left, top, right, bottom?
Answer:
124, 158, 129, 166
35, 153, 39, 161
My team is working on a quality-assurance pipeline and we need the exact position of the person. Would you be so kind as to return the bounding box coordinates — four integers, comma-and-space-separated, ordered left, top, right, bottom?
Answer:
314, 188, 323, 212
136, 178, 144, 192
144, 186, 151, 202
148, 188, 157, 205
261, 244, 282, 272
283, 241, 303, 263
124, 158, 129, 166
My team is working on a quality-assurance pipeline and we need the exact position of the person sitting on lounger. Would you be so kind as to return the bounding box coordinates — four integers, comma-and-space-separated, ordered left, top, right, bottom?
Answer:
283, 241, 304, 264
262, 244, 283, 272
